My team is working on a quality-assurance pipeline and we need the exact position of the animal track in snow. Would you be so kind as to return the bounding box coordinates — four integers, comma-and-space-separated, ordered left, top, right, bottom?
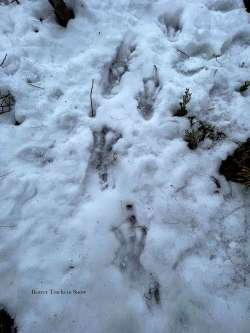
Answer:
172, 242, 202, 270
136, 65, 160, 120
90, 126, 122, 190
17, 145, 54, 167
206, 0, 239, 12
0, 179, 37, 225
112, 203, 160, 309
1, 54, 20, 76
158, 10, 183, 42
102, 37, 136, 95
220, 31, 250, 56
173, 43, 214, 76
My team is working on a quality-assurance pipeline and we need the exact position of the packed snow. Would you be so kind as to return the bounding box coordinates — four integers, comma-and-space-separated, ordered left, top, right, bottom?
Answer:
0, 0, 250, 332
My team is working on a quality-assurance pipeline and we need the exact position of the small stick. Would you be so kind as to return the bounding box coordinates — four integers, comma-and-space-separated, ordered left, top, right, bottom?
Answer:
89, 79, 95, 117
153, 65, 160, 88
27, 82, 45, 89
0, 54, 7, 67
176, 48, 190, 58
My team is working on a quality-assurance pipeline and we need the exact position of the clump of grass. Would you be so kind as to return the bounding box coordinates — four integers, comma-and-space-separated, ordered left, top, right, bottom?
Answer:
219, 139, 250, 187
174, 88, 192, 117
184, 117, 225, 150
239, 81, 250, 93
237, 167, 250, 186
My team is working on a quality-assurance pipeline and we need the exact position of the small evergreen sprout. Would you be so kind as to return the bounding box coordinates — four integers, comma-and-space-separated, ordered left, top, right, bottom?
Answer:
184, 129, 201, 150
237, 166, 250, 187
239, 81, 250, 93
200, 122, 225, 142
184, 117, 225, 150
175, 88, 192, 117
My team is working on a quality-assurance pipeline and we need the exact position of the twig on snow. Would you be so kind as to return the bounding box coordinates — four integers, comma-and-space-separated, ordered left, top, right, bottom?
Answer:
27, 82, 45, 89
89, 79, 96, 118
176, 48, 190, 58
0, 54, 7, 67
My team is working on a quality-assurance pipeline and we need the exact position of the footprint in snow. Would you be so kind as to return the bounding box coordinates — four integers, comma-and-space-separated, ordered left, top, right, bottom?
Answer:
136, 65, 161, 120
158, 9, 183, 42
102, 35, 136, 96
89, 126, 122, 190
112, 202, 161, 309
206, 0, 240, 13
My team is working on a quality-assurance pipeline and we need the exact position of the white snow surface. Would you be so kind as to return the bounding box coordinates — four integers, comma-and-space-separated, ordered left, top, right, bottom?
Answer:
0, 0, 250, 332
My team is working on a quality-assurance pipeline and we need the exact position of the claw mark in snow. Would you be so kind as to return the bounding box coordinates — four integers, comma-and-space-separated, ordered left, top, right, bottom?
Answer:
102, 37, 136, 95
159, 10, 183, 42
136, 65, 160, 120
90, 126, 122, 190
112, 203, 160, 308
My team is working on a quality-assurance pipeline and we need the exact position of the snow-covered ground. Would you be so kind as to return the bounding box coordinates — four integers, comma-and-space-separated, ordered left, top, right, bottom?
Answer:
0, 0, 250, 332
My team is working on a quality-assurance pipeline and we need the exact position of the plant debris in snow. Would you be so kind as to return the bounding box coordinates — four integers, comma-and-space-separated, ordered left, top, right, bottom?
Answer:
184, 117, 225, 150
0, 91, 15, 114
174, 88, 192, 117
219, 138, 250, 187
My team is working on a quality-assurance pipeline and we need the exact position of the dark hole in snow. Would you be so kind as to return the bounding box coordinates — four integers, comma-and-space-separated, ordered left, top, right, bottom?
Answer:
0, 308, 17, 333
48, 0, 75, 28
128, 215, 137, 225
144, 279, 161, 307
219, 138, 250, 186
14, 114, 25, 126
243, 0, 250, 13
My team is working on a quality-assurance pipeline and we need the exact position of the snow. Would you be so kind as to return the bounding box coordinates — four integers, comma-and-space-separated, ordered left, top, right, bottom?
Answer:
0, 0, 250, 332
